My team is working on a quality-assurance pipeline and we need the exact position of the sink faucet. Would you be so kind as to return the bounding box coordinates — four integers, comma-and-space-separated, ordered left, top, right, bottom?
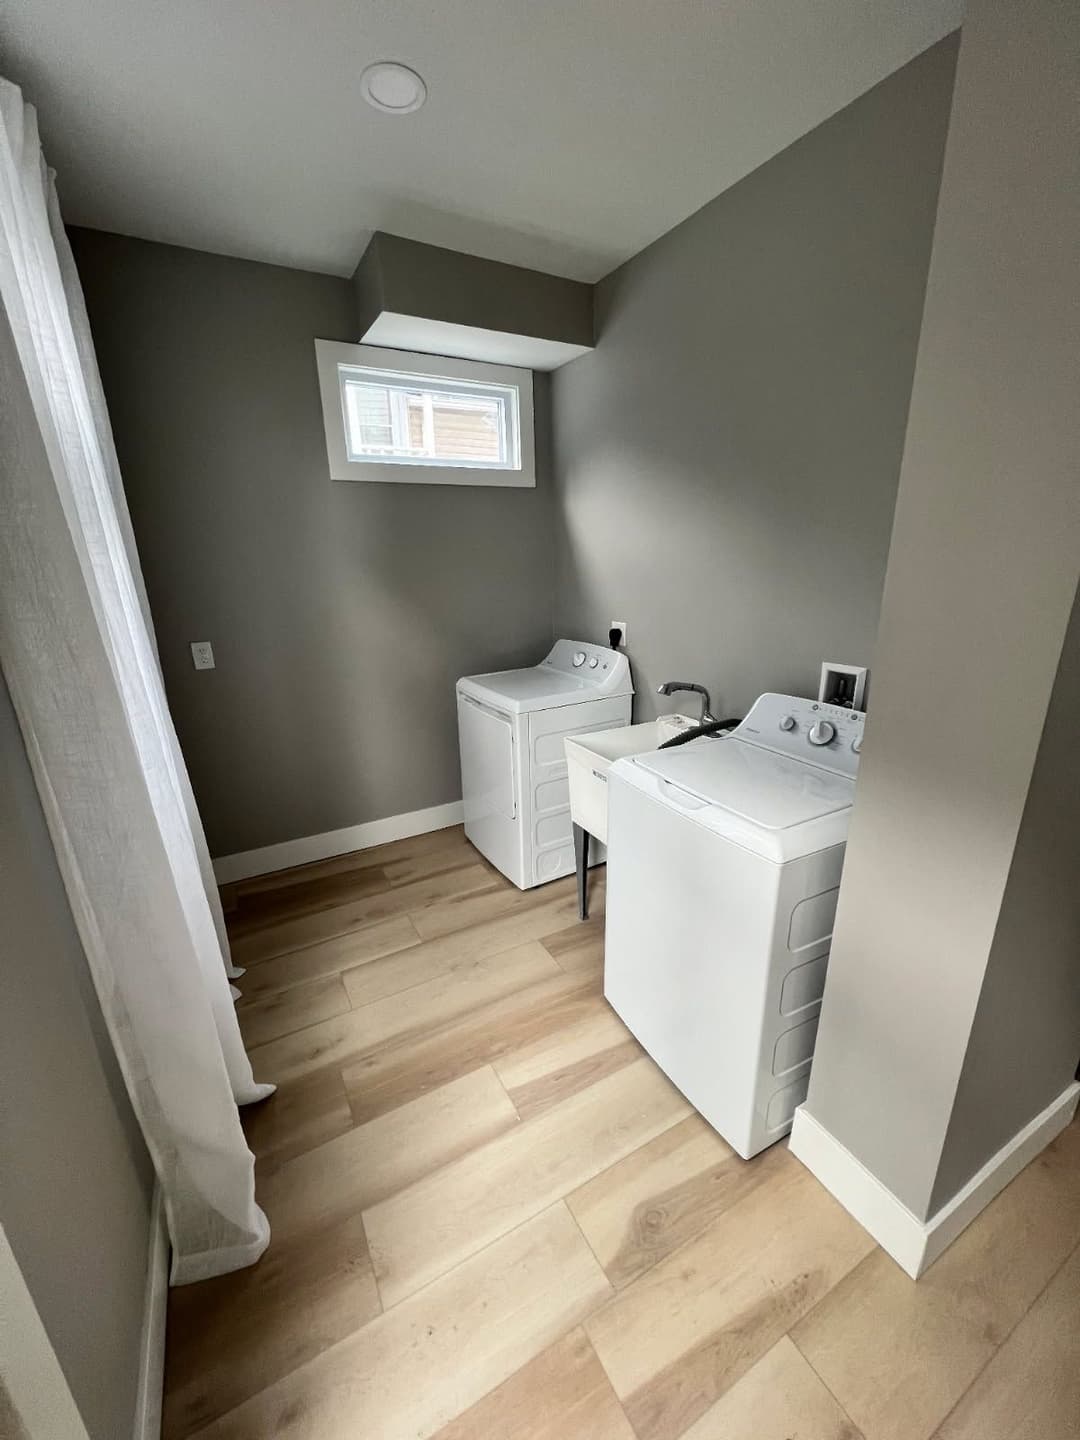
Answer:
656, 680, 718, 726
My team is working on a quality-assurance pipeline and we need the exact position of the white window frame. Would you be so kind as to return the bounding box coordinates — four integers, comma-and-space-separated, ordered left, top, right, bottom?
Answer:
315, 340, 535, 487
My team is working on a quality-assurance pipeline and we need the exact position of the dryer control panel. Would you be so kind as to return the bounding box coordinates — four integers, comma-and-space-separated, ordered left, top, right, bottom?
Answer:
541, 639, 634, 696
733, 694, 863, 778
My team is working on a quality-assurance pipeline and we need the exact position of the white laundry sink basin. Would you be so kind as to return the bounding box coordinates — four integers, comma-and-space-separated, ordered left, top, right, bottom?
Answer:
565, 714, 695, 844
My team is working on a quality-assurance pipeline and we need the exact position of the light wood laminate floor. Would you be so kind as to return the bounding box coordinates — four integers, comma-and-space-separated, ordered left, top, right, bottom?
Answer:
163, 826, 1080, 1440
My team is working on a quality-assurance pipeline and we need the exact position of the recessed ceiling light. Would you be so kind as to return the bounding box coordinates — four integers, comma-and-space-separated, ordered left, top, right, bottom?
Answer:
360, 62, 428, 115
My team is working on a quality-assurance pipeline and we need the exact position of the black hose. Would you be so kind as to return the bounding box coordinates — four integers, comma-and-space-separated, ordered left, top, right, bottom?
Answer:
658, 718, 742, 749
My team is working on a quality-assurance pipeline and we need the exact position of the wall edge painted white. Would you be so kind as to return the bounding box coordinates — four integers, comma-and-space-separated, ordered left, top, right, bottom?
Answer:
133, 1185, 169, 1440
0, 1220, 91, 1440
789, 1082, 1080, 1279
363, 312, 592, 372
212, 800, 466, 883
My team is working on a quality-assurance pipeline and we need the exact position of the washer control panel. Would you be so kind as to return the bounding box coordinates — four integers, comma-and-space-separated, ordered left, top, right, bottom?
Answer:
541, 639, 634, 695
733, 693, 864, 777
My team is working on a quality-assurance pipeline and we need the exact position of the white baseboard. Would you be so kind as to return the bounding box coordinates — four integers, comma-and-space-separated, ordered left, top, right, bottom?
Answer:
212, 800, 466, 884
789, 1109, 930, 1278
919, 1081, 1080, 1272
133, 1186, 169, 1440
789, 1081, 1080, 1279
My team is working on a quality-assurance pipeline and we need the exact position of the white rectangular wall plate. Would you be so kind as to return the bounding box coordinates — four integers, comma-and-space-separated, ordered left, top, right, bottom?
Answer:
610, 620, 628, 647
190, 641, 215, 671
819, 662, 866, 711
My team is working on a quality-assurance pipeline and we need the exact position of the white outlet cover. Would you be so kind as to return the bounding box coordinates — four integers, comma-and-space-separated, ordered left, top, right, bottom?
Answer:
611, 619, 628, 647
190, 641, 215, 670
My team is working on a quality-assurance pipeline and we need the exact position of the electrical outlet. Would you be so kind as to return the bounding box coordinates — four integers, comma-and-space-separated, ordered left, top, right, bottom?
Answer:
610, 620, 628, 647
190, 641, 215, 671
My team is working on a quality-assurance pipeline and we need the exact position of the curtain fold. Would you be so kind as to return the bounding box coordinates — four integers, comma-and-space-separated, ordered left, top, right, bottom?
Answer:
0, 77, 273, 1284
47, 197, 245, 987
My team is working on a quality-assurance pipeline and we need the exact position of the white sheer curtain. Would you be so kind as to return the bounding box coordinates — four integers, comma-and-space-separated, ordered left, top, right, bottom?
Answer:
0, 78, 274, 1285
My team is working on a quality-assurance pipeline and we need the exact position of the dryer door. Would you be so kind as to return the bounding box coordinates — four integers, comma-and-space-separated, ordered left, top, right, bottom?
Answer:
459, 695, 516, 822
458, 693, 524, 886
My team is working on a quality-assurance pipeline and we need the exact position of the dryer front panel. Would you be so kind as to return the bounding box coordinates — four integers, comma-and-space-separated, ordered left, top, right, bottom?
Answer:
457, 694, 524, 887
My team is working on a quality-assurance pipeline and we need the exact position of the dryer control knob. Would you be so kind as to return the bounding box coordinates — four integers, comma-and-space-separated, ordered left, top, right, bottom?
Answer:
808, 720, 836, 747
852, 734, 863, 754
572, 651, 587, 667
778, 715, 796, 732
588, 656, 600, 669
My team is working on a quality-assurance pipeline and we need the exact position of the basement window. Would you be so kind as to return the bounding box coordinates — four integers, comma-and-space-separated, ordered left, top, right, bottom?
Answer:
315, 341, 535, 487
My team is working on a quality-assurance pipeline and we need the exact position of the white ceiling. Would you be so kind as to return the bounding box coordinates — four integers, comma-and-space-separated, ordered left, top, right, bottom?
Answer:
3, 0, 962, 283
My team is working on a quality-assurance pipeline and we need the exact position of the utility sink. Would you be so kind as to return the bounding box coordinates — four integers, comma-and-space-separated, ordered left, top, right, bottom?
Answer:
564, 716, 691, 844
564, 714, 697, 919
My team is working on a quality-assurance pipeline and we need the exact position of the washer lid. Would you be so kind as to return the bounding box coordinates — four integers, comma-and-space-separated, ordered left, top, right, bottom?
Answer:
458, 667, 593, 713
630, 738, 855, 829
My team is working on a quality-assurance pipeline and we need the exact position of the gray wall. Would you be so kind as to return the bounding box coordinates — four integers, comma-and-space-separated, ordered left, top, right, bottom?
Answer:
550, 37, 958, 720
354, 232, 594, 346
0, 671, 154, 1440
71, 230, 556, 858
931, 585, 1080, 1207
804, 0, 1080, 1220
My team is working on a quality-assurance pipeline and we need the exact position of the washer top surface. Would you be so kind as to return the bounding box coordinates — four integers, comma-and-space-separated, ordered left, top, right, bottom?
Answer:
458, 639, 633, 714
632, 742, 854, 830
615, 693, 863, 862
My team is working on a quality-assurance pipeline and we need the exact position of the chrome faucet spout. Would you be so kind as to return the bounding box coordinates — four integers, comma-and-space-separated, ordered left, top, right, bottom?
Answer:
656, 680, 718, 726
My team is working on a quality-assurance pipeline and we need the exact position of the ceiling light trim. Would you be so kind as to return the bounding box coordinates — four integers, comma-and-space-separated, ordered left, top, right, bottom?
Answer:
359, 61, 428, 115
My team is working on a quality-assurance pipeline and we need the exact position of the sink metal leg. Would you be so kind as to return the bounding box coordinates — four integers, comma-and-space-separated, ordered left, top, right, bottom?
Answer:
573, 823, 590, 920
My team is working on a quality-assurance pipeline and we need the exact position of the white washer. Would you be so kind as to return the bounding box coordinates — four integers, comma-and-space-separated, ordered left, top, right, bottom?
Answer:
457, 640, 633, 889
604, 692, 863, 1158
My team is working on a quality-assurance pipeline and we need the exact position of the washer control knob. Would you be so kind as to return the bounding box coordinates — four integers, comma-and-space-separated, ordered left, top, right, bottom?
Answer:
778, 715, 796, 732
588, 656, 600, 669
808, 720, 836, 747
852, 734, 863, 754
572, 651, 587, 667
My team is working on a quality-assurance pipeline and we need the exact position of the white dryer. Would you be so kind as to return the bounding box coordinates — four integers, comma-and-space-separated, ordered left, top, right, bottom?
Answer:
604, 692, 862, 1158
457, 640, 633, 889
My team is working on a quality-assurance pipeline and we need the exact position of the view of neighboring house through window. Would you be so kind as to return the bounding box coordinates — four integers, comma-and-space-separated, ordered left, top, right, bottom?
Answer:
341, 366, 519, 469
315, 341, 534, 486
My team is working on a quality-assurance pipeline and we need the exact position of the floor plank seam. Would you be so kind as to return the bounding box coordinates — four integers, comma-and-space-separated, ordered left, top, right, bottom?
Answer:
230, 864, 497, 957
785, 1332, 869, 1440
918, 1233, 1080, 1440
246, 947, 567, 1077
359, 1209, 384, 1321
563, 1195, 618, 1304
369, 1196, 591, 1317
489, 1061, 526, 1122
230, 912, 422, 969
778, 1225, 874, 1338
358, 1063, 668, 1308
567, 1110, 762, 1293
227, 863, 394, 925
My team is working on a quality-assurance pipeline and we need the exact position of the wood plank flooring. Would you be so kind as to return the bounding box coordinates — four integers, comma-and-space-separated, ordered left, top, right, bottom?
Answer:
163, 825, 1080, 1440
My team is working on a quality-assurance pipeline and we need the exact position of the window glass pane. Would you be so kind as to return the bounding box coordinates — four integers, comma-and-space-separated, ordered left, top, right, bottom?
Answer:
344, 383, 395, 452
339, 366, 519, 469
430, 391, 503, 463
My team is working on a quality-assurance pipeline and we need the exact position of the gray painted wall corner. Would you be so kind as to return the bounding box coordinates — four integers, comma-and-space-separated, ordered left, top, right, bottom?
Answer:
551, 35, 958, 722
72, 227, 558, 857
804, 0, 1080, 1221
930, 581, 1080, 1211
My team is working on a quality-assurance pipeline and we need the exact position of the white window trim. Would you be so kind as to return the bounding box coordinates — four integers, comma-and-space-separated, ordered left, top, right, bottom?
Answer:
315, 340, 536, 487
